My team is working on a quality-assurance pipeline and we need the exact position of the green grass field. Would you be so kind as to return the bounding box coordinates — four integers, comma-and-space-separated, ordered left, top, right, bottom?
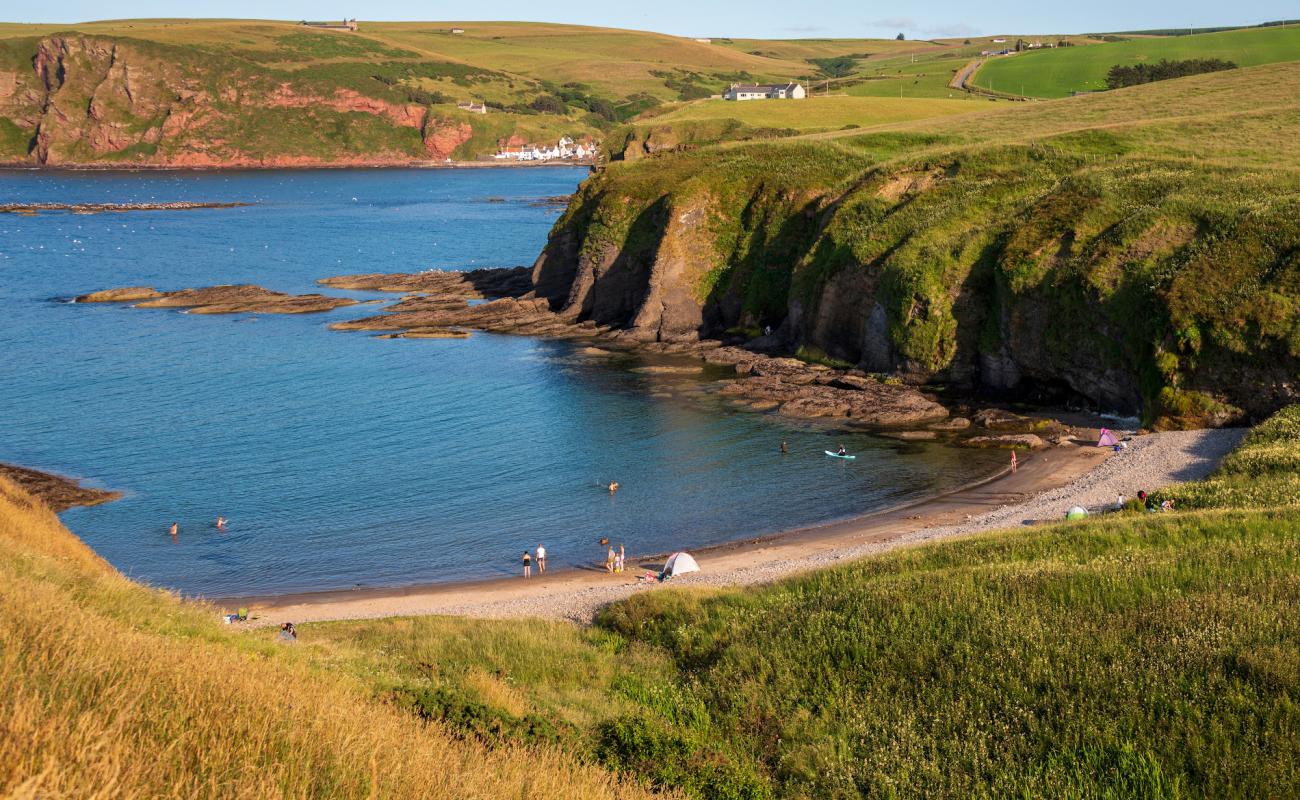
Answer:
634, 95, 980, 133
972, 24, 1300, 97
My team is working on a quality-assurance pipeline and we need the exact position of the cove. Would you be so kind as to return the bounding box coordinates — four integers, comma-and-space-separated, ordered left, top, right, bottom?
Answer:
0, 167, 1004, 596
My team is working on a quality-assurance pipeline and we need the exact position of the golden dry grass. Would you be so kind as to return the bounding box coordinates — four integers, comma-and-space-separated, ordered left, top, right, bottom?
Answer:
0, 478, 658, 800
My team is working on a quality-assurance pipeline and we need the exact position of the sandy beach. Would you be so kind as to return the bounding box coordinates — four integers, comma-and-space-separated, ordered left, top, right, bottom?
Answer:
240, 428, 1245, 627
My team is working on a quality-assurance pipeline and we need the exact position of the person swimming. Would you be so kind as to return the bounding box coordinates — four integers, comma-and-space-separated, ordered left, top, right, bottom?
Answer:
215, 516, 227, 530
168, 522, 178, 537
608, 481, 620, 493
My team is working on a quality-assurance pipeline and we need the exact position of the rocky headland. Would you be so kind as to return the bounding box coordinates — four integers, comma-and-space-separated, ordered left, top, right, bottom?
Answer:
324, 267, 1086, 438
75, 284, 357, 314
0, 463, 121, 512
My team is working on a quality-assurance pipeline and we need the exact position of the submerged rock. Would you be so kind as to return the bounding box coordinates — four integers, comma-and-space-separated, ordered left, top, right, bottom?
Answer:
962, 434, 1047, 449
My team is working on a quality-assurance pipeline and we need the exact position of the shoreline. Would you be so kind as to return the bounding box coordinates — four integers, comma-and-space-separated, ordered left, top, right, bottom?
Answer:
236, 427, 1244, 626
0, 160, 597, 174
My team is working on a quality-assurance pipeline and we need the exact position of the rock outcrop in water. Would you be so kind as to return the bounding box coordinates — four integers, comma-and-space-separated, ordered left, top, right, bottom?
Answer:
0, 463, 121, 512
76, 284, 356, 314
1, 201, 251, 215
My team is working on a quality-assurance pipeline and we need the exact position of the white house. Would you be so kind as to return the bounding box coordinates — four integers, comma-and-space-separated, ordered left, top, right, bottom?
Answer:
723, 82, 806, 101
456, 100, 488, 114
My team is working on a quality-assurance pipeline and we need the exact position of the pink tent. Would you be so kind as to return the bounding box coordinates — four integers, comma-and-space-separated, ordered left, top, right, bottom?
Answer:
1097, 428, 1119, 447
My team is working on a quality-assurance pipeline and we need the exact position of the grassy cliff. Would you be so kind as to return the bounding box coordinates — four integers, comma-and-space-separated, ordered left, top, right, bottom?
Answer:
0, 477, 652, 799
536, 63, 1300, 426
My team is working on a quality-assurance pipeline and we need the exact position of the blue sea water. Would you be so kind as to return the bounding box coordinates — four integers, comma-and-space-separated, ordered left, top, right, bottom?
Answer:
0, 167, 1003, 597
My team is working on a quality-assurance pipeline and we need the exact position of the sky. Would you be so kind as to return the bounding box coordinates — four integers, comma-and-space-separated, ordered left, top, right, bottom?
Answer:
8, 1, 1297, 39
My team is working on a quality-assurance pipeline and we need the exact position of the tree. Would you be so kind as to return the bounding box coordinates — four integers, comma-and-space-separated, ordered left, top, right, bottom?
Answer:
529, 94, 567, 114
809, 56, 857, 78
895, 32, 905, 40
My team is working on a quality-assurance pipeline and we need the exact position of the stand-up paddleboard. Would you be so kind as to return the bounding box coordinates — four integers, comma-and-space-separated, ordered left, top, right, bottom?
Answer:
825, 451, 856, 459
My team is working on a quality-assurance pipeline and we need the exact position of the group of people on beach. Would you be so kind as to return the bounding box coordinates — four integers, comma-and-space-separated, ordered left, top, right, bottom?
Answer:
606, 544, 625, 573
1129, 490, 1176, 513
521, 544, 546, 578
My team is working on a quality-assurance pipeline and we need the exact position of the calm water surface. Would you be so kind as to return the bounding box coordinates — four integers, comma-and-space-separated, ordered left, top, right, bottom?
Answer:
0, 168, 1003, 596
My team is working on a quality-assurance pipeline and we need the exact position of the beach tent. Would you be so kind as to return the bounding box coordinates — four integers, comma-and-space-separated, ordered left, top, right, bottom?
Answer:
1096, 428, 1119, 447
1065, 506, 1089, 520
661, 551, 700, 579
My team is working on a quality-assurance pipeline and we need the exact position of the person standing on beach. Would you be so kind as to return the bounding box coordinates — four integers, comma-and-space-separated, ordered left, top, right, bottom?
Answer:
522, 551, 532, 578
1010, 451, 1018, 473
536, 544, 546, 574
606, 546, 616, 573
616, 545, 625, 573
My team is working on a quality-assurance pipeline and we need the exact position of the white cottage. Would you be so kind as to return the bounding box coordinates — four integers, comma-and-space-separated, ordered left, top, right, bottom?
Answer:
723, 82, 806, 101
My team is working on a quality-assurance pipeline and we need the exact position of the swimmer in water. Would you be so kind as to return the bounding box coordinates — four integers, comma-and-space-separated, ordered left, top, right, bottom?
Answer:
169, 522, 178, 537
608, 481, 620, 493
216, 516, 227, 530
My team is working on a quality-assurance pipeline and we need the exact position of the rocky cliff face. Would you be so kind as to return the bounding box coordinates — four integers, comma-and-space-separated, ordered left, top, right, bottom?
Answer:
532, 144, 1300, 428
0, 35, 474, 166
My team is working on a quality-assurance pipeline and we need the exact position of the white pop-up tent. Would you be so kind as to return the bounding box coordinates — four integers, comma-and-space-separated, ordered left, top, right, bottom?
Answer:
661, 551, 700, 579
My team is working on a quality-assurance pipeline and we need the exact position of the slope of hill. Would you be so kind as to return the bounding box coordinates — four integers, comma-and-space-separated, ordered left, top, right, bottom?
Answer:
0, 475, 653, 799
530, 63, 1300, 426
971, 24, 1300, 97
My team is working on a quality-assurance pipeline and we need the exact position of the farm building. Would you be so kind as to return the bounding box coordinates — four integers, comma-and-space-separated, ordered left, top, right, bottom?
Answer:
723, 82, 806, 101
302, 18, 358, 31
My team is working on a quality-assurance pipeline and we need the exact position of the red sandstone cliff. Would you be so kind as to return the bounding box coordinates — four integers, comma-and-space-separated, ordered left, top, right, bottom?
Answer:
1, 35, 477, 167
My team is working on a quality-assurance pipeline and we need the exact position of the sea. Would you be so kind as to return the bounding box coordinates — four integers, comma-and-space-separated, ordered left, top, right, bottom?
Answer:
0, 167, 1004, 597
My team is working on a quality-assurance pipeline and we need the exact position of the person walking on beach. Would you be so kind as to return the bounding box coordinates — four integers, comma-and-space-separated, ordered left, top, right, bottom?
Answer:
1010, 451, 1018, 474
606, 546, 616, 573
168, 521, 178, 537
615, 545, 625, 574
536, 544, 546, 574
522, 551, 532, 578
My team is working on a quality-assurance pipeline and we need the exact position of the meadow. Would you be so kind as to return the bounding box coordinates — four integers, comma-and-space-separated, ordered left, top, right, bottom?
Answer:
633, 95, 980, 134
971, 24, 1300, 97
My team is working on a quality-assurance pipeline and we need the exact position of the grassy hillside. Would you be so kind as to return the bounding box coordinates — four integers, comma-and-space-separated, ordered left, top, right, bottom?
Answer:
0, 476, 652, 799
541, 62, 1300, 425
636, 95, 978, 132
972, 25, 1300, 97
279, 406, 1300, 799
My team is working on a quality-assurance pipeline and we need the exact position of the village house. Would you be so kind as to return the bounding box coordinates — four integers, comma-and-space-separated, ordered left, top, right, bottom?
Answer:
723, 82, 806, 101
456, 101, 488, 114
302, 18, 358, 31
450, 27, 466, 34
493, 136, 599, 162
